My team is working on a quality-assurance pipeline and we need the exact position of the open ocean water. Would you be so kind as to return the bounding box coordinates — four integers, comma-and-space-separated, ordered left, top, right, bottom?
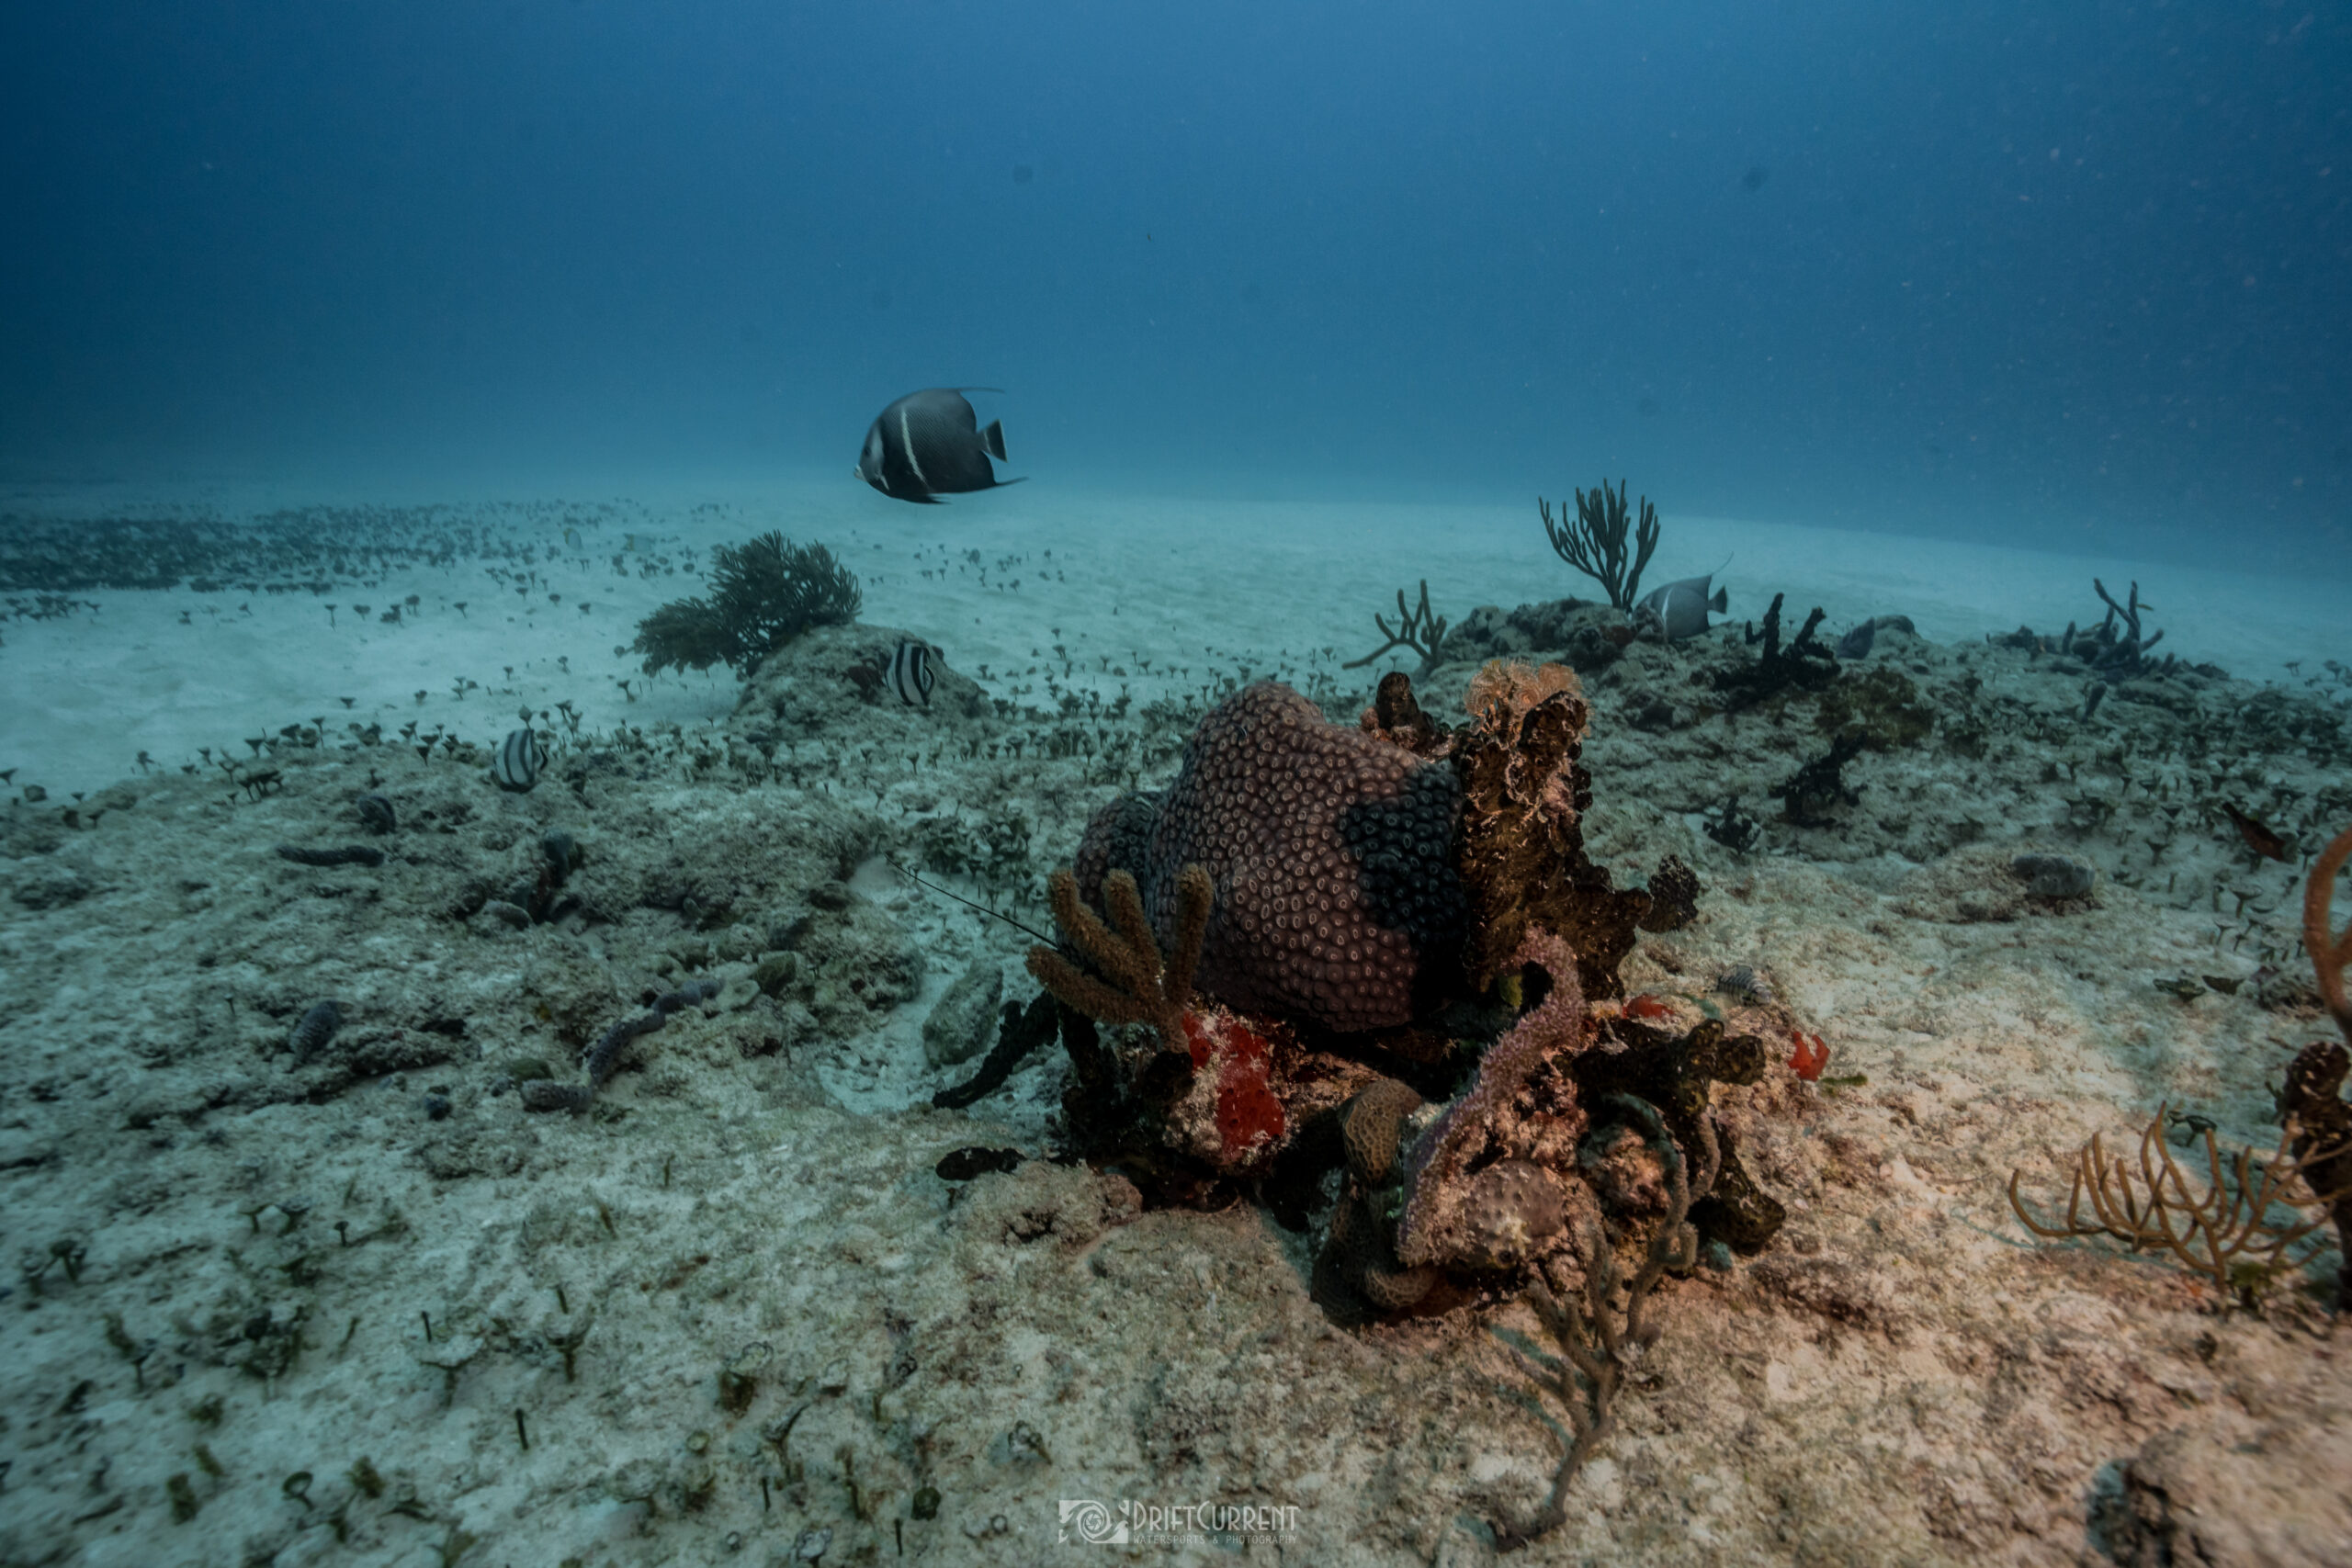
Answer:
5, 7, 2351, 1567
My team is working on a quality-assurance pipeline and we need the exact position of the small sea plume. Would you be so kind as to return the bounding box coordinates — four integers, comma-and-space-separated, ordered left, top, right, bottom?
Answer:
631, 533, 862, 677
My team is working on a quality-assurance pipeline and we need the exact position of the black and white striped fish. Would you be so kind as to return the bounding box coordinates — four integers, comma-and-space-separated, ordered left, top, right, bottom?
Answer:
887, 640, 936, 706
492, 727, 546, 792
855, 389, 1022, 504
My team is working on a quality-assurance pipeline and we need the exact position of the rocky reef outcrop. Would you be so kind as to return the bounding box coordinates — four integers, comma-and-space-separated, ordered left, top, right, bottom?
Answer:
1000, 661, 1776, 1312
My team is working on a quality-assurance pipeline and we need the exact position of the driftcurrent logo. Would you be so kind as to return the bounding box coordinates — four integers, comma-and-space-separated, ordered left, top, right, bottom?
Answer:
1058, 1499, 1126, 1544
1059, 1498, 1302, 1546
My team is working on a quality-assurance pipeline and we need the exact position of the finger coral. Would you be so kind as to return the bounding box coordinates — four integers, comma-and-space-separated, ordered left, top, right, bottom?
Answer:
1025, 864, 1210, 1047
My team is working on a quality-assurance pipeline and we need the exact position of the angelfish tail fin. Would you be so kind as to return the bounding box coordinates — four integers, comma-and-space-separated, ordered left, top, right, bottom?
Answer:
981, 419, 1007, 461
1710, 587, 1729, 613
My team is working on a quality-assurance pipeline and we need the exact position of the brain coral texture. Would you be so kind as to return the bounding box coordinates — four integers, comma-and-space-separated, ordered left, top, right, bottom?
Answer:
1074, 682, 1465, 1033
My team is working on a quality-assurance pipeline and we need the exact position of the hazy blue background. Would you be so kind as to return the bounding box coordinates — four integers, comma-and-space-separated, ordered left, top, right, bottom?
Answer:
3, 1, 2346, 574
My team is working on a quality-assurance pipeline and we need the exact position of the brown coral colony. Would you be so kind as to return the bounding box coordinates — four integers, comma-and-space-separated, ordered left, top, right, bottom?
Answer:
984, 655, 1834, 1544
1069, 680, 1465, 1034
1023, 660, 1758, 1247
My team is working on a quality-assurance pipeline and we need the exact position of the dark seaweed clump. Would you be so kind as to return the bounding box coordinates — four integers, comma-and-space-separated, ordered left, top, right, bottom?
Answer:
1770, 732, 1867, 827
630, 533, 862, 677
1717, 592, 1838, 711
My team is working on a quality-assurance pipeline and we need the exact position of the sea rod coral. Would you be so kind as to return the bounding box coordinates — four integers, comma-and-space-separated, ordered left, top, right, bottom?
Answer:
1538, 479, 1660, 613
2010, 821, 2352, 1308
2281, 821, 2352, 1305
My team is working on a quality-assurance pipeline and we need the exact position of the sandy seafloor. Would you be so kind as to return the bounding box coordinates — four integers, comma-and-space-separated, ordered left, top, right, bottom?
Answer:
2, 474, 2349, 1567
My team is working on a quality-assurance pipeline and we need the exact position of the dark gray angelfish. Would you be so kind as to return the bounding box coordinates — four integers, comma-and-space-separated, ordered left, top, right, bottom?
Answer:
1634, 572, 1728, 641
855, 389, 1023, 503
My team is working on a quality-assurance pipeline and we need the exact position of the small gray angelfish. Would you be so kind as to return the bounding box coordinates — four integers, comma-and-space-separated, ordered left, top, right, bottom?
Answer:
1634, 573, 1729, 641
855, 389, 1023, 503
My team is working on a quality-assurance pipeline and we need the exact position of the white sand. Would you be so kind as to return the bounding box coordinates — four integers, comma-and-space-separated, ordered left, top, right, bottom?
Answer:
3, 477, 2338, 800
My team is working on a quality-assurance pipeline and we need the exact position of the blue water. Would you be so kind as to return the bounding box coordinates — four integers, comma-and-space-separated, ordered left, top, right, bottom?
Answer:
4, 3, 2346, 576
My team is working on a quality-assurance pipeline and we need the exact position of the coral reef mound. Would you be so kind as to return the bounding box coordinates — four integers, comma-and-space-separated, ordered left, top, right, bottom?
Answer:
1072, 681, 1467, 1033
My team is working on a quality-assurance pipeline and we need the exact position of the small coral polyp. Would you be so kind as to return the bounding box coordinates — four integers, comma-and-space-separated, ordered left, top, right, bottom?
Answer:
1176, 1006, 1288, 1166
